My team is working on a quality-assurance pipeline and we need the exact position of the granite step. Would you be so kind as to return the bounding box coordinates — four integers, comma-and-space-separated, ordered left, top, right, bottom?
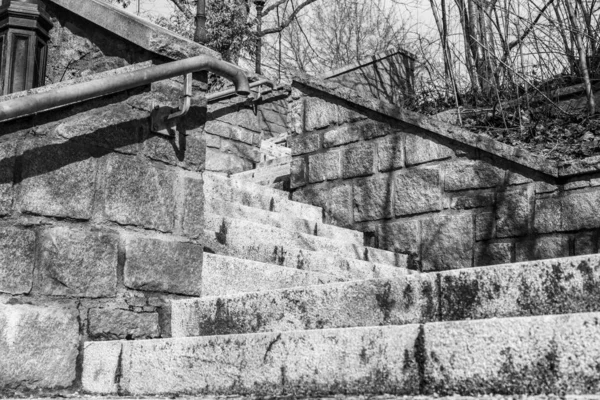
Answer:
207, 199, 363, 245
203, 228, 410, 281
205, 172, 322, 222
200, 253, 343, 297
173, 253, 600, 337
83, 312, 600, 396
206, 214, 401, 267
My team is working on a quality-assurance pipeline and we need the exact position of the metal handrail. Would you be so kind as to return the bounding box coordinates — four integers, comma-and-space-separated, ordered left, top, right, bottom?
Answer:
207, 79, 280, 103
0, 54, 250, 123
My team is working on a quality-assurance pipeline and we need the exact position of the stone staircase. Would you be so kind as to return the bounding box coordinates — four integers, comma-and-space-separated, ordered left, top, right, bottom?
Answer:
80, 172, 600, 397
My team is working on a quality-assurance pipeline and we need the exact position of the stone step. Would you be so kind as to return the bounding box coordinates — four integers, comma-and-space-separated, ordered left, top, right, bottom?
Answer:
206, 214, 401, 267
203, 229, 409, 281
205, 172, 322, 222
200, 253, 343, 297
83, 312, 600, 396
173, 253, 600, 337
171, 274, 436, 338
207, 199, 363, 245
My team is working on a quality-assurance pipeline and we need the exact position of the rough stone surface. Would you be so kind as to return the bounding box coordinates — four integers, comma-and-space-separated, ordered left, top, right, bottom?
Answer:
378, 134, 404, 172
496, 188, 531, 237
290, 158, 308, 188
200, 253, 341, 297
475, 212, 495, 241
0, 304, 79, 390
421, 214, 473, 271
562, 191, 600, 231
474, 242, 513, 267
172, 275, 438, 338
293, 183, 352, 226
37, 227, 118, 298
206, 147, 253, 174
81, 340, 122, 394
124, 236, 203, 296
440, 254, 600, 321
181, 175, 204, 237
534, 197, 562, 233
405, 135, 452, 166
88, 308, 160, 340
342, 143, 374, 178
574, 232, 597, 255
444, 160, 506, 191
515, 235, 569, 262
450, 192, 495, 210
394, 168, 442, 216
83, 325, 421, 395
376, 219, 420, 255
424, 312, 600, 394
104, 155, 176, 232
323, 125, 361, 148
353, 176, 393, 222
0, 227, 36, 295
308, 151, 340, 183
0, 141, 16, 215
20, 140, 98, 219
304, 97, 340, 131
289, 132, 321, 156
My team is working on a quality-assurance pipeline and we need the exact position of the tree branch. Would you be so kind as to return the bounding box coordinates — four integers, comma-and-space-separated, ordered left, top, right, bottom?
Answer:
507, 0, 555, 51
263, 0, 288, 15
259, 0, 318, 36
168, 0, 194, 19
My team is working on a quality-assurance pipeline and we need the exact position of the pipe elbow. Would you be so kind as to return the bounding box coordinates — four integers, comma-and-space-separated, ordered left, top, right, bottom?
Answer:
233, 69, 250, 97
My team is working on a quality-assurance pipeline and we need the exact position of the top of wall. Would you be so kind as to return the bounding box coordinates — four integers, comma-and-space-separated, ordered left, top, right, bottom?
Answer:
49, 0, 220, 60
292, 73, 600, 180
322, 47, 416, 80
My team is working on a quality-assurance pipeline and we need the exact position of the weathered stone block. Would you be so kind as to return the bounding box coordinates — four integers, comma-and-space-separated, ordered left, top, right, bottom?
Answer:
304, 97, 339, 131
496, 188, 531, 238
444, 159, 505, 191
181, 175, 204, 238
206, 147, 252, 174
144, 131, 205, 171
506, 171, 532, 185
229, 126, 256, 145
361, 121, 395, 140
342, 144, 374, 178
308, 151, 340, 183
377, 219, 420, 255
534, 196, 561, 233
104, 155, 176, 232
290, 158, 307, 188
421, 214, 473, 271
323, 125, 361, 148
88, 308, 160, 340
516, 235, 569, 262
535, 181, 559, 194
205, 133, 221, 148
124, 236, 203, 296
20, 140, 97, 219
0, 227, 36, 295
204, 120, 232, 138
36, 227, 118, 298
0, 141, 16, 215
423, 312, 600, 394
213, 108, 260, 132
377, 133, 404, 172
405, 134, 452, 166
0, 304, 79, 390
475, 212, 494, 241
293, 183, 353, 226
353, 176, 393, 222
394, 168, 442, 216
562, 191, 600, 231
220, 139, 261, 163
289, 132, 320, 156
574, 231, 597, 256
474, 242, 513, 267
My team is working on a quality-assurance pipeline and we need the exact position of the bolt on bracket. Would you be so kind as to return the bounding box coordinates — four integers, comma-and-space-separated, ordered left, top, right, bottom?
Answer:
151, 73, 193, 137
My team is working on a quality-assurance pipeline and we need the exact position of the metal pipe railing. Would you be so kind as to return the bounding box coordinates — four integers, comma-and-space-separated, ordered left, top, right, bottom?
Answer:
207, 79, 279, 103
0, 54, 250, 123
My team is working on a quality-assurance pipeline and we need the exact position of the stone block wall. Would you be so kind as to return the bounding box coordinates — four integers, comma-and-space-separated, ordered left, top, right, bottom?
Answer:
290, 93, 600, 272
0, 78, 206, 392
204, 90, 290, 175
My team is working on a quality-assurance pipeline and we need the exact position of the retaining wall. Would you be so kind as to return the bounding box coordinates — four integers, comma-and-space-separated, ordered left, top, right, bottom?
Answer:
289, 77, 600, 272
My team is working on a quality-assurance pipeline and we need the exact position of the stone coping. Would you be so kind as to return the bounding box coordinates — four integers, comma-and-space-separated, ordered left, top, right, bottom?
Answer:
0, 61, 154, 104
49, 0, 220, 60
322, 47, 417, 80
293, 74, 600, 179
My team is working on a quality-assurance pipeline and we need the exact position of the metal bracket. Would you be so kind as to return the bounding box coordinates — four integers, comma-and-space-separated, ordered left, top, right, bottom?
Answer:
151, 73, 193, 137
